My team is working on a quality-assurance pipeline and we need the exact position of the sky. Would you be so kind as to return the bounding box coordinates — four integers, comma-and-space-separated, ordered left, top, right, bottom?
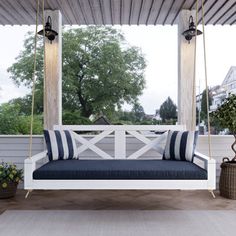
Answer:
0, 25, 236, 114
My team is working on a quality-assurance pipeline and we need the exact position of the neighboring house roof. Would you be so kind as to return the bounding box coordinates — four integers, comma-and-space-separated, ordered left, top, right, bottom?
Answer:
93, 116, 111, 125
222, 66, 236, 86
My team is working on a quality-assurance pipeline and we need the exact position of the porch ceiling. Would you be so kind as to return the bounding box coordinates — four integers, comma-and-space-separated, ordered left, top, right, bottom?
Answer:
0, 0, 236, 26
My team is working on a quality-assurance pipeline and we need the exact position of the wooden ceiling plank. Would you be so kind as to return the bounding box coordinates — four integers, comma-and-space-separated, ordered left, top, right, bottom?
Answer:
68, 0, 85, 24
89, 0, 104, 25
0, 4, 15, 25
166, 0, 189, 25
222, 11, 236, 25
76, 0, 88, 25
66, 0, 81, 24
134, 0, 152, 25
18, 0, 36, 23
6, 0, 32, 23
43, 0, 55, 10
145, 0, 155, 25
110, 0, 114, 25
154, 0, 165, 25
0, 1, 21, 25
111, 0, 122, 25
230, 17, 236, 25
209, 0, 233, 25
77, 0, 92, 25
98, 0, 105, 25
45, 0, 69, 24
128, 0, 133, 25
137, 0, 144, 25
132, 0, 144, 25
171, 0, 187, 25
205, 0, 229, 25
100, 0, 112, 25
198, 0, 218, 24
56, 0, 73, 24
120, 0, 123, 25
1, 1, 26, 24
163, 0, 175, 25
213, 2, 236, 25
189, 0, 197, 10
88, 0, 96, 24
146, 0, 163, 25
129, 0, 145, 25
121, 0, 131, 24
0, 11, 10, 25
197, 0, 209, 12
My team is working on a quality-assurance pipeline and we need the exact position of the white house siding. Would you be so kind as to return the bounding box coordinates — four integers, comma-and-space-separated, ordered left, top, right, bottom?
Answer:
0, 135, 234, 189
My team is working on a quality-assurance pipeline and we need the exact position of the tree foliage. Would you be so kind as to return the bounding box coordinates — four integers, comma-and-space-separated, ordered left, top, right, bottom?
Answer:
0, 103, 42, 134
211, 94, 236, 134
8, 27, 146, 118
159, 97, 177, 122
200, 88, 212, 121
131, 101, 145, 122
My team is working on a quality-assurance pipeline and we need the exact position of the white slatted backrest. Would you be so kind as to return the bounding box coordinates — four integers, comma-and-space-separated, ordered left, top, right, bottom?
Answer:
54, 125, 185, 132
53, 125, 186, 159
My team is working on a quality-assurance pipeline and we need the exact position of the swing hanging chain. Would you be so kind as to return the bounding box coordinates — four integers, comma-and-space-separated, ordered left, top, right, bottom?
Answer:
28, 0, 40, 159
201, 0, 212, 159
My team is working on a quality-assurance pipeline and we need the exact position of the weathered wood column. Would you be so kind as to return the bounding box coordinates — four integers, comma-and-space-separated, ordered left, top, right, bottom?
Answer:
178, 10, 196, 130
44, 10, 62, 129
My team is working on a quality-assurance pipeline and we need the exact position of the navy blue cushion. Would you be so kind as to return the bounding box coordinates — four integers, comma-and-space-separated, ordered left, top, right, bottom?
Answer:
44, 130, 78, 161
33, 159, 207, 180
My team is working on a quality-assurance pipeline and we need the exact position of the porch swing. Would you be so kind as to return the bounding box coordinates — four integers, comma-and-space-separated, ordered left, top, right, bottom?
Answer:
24, 0, 216, 198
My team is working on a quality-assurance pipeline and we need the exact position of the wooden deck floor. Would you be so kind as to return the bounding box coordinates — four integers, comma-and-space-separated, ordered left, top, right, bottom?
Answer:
1, 190, 236, 214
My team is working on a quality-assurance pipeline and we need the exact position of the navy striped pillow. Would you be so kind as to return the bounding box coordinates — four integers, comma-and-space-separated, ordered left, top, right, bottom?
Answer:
163, 131, 198, 162
44, 130, 78, 161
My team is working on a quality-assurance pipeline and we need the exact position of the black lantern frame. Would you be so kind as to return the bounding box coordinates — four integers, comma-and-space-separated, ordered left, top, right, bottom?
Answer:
38, 16, 58, 43
182, 16, 202, 43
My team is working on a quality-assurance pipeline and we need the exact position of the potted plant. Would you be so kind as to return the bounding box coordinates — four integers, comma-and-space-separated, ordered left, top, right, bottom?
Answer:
0, 162, 23, 199
212, 94, 236, 199
212, 94, 236, 161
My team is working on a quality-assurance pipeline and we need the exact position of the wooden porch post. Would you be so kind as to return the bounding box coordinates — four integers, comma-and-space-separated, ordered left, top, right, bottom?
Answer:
44, 10, 62, 130
178, 10, 196, 131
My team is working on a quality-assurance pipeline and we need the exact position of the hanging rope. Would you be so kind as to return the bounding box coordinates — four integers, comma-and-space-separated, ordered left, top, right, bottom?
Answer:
42, 0, 47, 130
201, 0, 212, 159
28, 0, 40, 159
191, 0, 199, 131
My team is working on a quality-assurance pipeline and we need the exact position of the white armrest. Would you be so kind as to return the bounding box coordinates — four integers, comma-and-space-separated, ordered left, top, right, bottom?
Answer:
24, 151, 47, 189
24, 151, 47, 164
194, 151, 215, 163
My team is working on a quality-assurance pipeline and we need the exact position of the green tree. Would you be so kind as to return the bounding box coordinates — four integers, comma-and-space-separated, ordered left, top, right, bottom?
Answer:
8, 93, 43, 116
0, 103, 42, 134
8, 27, 146, 118
159, 97, 177, 123
132, 101, 145, 122
200, 88, 212, 122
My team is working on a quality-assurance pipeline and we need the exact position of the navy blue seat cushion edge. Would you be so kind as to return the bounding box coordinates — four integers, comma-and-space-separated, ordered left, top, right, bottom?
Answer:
33, 159, 207, 180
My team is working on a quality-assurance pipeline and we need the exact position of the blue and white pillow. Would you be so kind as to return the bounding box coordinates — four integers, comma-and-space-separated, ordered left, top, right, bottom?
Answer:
44, 130, 78, 161
163, 131, 198, 162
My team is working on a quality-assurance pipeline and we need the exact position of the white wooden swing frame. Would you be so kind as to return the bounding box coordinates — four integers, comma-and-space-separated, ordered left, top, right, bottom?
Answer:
24, 125, 216, 192
24, 0, 216, 197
